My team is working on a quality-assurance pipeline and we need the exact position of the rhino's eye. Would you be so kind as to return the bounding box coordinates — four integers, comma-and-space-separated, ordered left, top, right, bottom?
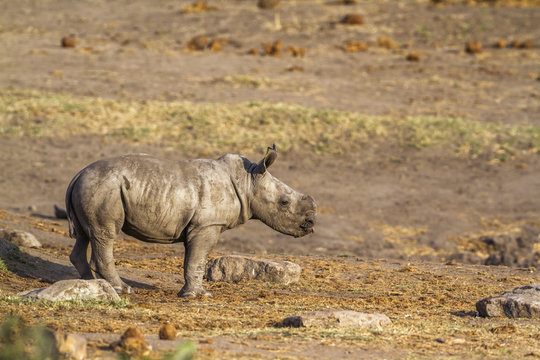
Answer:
279, 198, 290, 207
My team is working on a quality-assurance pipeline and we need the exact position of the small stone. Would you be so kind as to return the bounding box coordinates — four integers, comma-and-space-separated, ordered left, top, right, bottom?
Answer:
285, 45, 306, 57
112, 327, 150, 358
282, 309, 391, 331
180, 1, 218, 14
465, 41, 482, 54
17, 279, 121, 302
205, 255, 301, 284
61, 36, 76, 48
494, 39, 506, 48
262, 40, 283, 56
53, 330, 87, 360
247, 47, 259, 55
341, 13, 364, 25
377, 36, 399, 50
0, 229, 41, 248
343, 40, 367, 52
520, 40, 533, 49
186, 35, 209, 51
286, 65, 304, 72
258, 0, 280, 9
158, 324, 177, 340
406, 52, 420, 61
476, 284, 540, 318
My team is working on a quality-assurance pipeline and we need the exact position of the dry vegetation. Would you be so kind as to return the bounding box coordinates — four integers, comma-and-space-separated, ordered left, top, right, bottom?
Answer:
1, 90, 538, 161
1, 237, 539, 359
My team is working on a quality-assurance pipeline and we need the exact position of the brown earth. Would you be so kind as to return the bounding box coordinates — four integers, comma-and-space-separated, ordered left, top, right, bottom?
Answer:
0, 0, 539, 359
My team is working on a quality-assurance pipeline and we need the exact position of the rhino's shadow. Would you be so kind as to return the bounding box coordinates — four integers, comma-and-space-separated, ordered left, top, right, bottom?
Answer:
2, 246, 77, 284
2, 245, 156, 290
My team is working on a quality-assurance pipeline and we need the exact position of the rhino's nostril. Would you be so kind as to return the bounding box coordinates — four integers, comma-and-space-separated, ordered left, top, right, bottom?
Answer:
301, 218, 314, 229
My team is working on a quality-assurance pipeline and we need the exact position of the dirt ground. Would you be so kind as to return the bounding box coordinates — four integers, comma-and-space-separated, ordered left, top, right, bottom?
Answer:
0, 0, 539, 359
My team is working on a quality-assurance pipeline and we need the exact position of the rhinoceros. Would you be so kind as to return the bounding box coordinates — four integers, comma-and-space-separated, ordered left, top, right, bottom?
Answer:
65, 145, 316, 297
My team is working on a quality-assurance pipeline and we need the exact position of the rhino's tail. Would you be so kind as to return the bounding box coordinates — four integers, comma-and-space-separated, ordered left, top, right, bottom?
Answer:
65, 169, 84, 239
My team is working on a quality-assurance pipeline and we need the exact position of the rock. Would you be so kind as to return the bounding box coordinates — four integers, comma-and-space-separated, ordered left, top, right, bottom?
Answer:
283, 309, 392, 330
0, 229, 41, 248
112, 327, 151, 358
186, 35, 209, 51
180, 1, 218, 14
17, 279, 121, 302
341, 13, 364, 25
205, 255, 301, 284
406, 52, 420, 62
511, 40, 533, 49
476, 284, 540, 318
262, 40, 283, 56
285, 45, 306, 57
258, 0, 280, 9
481, 228, 539, 267
247, 47, 259, 55
159, 324, 177, 340
465, 41, 482, 54
494, 39, 506, 48
377, 36, 399, 50
61, 36, 76, 48
54, 205, 68, 219
53, 330, 87, 360
343, 40, 367, 52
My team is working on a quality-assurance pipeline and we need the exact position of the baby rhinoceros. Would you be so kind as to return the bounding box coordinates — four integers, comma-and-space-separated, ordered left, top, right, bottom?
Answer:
65, 145, 316, 297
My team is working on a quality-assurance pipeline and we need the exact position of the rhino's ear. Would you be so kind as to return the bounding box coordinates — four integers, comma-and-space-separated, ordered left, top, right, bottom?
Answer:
255, 144, 278, 174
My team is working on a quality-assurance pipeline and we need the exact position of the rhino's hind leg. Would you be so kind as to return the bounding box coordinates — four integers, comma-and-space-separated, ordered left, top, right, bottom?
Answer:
178, 226, 220, 298
69, 232, 92, 280
89, 229, 133, 294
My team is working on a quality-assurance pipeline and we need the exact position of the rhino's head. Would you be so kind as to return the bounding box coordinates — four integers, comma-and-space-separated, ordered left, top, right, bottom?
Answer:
248, 145, 317, 238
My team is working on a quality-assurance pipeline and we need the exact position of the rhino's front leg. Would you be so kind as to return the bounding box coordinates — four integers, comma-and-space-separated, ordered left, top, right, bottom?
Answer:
178, 226, 220, 298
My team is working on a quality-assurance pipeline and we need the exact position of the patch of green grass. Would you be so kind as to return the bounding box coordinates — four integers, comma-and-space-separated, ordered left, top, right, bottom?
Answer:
0, 89, 538, 161
0, 259, 8, 273
0, 315, 56, 360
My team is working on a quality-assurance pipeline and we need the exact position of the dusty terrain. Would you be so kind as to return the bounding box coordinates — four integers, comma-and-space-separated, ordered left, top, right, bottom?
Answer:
0, 0, 539, 358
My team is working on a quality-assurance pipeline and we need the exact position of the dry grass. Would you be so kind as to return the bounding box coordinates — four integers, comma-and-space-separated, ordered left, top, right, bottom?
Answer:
1, 90, 538, 161
1, 250, 539, 359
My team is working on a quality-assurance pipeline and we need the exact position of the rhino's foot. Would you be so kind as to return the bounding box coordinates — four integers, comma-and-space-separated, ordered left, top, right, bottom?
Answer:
113, 284, 133, 295
177, 287, 212, 298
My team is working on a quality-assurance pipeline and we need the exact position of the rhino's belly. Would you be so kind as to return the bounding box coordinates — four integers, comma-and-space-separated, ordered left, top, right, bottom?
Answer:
122, 221, 186, 244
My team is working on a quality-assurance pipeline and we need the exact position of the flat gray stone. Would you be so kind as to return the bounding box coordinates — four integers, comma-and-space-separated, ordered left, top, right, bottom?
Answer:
283, 309, 392, 331
476, 283, 540, 318
0, 229, 41, 248
205, 255, 301, 284
17, 279, 121, 302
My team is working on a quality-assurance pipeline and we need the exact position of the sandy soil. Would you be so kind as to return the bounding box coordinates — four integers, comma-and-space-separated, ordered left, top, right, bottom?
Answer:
0, 0, 539, 358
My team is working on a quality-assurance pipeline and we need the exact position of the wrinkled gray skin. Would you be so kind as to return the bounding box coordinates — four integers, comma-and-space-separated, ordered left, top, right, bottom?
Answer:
65, 146, 317, 297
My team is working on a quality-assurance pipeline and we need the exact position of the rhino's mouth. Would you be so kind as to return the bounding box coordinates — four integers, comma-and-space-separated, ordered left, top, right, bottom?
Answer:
299, 218, 315, 235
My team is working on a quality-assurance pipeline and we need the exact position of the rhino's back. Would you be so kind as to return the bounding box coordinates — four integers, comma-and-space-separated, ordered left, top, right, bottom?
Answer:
70, 154, 237, 242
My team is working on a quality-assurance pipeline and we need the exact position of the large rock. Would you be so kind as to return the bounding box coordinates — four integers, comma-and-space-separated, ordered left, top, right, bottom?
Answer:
0, 229, 41, 248
17, 279, 121, 302
283, 309, 392, 331
476, 284, 540, 318
205, 255, 301, 284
